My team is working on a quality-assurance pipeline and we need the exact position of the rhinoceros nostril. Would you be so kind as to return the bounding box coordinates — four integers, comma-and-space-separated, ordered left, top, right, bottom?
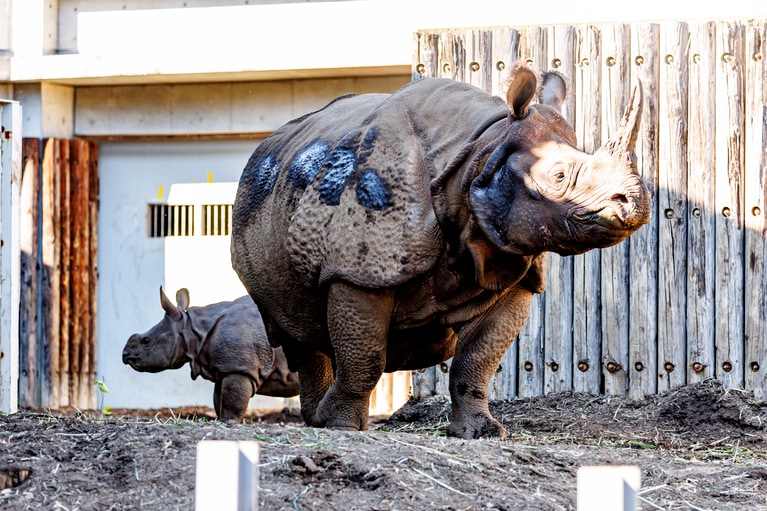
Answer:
610, 194, 628, 204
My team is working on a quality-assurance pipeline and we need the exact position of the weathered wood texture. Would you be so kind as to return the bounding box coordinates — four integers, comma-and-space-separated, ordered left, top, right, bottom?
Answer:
19, 138, 99, 409
411, 19, 767, 400
19, 139, 39, 408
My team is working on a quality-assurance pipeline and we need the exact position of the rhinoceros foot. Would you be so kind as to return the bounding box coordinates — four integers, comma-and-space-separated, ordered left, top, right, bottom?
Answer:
446, 412, 507, 440
313, 386, 370, 432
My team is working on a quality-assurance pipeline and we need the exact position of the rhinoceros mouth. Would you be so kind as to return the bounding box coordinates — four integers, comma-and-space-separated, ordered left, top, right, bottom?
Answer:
572, 196, 648, 232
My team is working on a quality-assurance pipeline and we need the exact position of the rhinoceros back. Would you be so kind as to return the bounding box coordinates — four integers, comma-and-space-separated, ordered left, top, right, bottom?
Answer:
232, 79, 508, 293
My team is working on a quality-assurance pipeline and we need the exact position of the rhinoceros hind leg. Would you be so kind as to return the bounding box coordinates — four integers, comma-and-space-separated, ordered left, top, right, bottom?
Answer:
297, 350, 335, 427
314, 282, 394, 431
216, 373, 253, 422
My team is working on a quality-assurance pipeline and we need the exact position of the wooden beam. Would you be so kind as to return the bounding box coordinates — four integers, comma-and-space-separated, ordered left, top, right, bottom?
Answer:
19, 138, 40, 408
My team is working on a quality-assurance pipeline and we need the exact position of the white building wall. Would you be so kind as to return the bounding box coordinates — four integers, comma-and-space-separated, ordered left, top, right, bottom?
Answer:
97, 139, 268, 410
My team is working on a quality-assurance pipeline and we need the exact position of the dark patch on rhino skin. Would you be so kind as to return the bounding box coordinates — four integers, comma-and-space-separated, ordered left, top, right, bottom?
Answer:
358, 242, 369, 256
315, 146, 357, 206
287, 141, 330, 190
238, 152, 282, 211
358, 127, 378, 162
356, 169, 394, 211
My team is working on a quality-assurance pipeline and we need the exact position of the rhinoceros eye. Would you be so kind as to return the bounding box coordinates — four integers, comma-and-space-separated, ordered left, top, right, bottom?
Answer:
141, 337, 151, 346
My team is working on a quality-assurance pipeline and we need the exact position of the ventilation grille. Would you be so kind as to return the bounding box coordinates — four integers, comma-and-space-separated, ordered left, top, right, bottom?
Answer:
148, 204, 194, 238
201, 204, 233, 236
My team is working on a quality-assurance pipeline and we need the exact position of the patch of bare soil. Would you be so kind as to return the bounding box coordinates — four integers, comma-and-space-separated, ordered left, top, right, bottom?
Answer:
1, 379, 766, 510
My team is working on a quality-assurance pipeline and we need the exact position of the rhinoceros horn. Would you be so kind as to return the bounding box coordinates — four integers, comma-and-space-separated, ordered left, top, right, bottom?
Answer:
601, 79, 643, 166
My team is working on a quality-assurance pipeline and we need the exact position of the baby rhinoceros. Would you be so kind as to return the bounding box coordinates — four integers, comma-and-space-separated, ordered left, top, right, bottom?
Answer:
122, 287, 299, 421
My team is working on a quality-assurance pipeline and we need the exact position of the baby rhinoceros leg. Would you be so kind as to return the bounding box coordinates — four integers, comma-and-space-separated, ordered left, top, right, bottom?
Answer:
213, 374, 254, 422
314, 282, 394, 431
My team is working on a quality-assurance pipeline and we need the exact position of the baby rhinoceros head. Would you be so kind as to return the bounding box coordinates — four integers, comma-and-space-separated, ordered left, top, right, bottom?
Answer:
122, 287, 189, 373
468, 65, 652, 256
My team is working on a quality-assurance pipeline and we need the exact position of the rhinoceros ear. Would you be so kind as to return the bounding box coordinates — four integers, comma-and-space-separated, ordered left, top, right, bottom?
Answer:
176, 288, 190, 311
538, 71, 567, 111
505, 64, 537, 120
160, 286, 182, 321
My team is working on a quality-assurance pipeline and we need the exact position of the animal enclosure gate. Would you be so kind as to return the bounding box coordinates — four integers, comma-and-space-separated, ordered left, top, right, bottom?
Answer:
411, 18, 767, 401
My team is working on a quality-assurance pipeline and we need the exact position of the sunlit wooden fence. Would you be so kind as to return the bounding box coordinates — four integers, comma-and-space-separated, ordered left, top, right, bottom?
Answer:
19, 138, 99, 409
410, 19, 767, 401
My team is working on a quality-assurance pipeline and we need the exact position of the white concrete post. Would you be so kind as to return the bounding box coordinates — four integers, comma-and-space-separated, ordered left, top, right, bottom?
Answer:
577, 465, 641, 511
196, 441, 259, 511
0, 99, 21, 414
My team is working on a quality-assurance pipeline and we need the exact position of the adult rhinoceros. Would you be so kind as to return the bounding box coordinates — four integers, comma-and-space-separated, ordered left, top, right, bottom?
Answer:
231, 63, 651, 439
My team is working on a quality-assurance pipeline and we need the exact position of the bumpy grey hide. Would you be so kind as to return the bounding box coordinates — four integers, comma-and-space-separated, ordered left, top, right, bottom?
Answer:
122, 287, 299, 421
231, 63, 651, 438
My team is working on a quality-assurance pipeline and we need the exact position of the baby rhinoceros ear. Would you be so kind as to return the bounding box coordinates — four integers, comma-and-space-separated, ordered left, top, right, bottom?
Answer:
176, 288, 191, 311
160, 286, 183, 321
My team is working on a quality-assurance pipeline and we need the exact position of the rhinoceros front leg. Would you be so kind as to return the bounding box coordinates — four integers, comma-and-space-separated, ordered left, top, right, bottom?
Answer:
447, 286, 534, 440
214, 373, 254, 422
314, 282, 394, 431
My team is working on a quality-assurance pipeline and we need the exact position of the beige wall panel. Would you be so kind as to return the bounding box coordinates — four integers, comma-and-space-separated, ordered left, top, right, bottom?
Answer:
230, 81, 293, 133
75, 76, 410, 137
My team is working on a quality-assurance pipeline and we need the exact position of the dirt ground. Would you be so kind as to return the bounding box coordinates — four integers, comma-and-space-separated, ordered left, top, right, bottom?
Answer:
1, 378, 766, 510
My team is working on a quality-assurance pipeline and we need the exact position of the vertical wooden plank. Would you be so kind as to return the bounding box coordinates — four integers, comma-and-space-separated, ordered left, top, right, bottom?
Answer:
686, 22, 717, 385
437, 30, 455, 80
411, 367, 437, 400
490, 27, 520, 101
490, 341, 518, 401
628, 23, 660, 400
19, 138, 39, 408
715, 21, 746, 389
58, 139, 71, 407
551, 25, 577, 124
434, 360, 450, 397
488, 26, 521, 400
40, 139, 60, 408
412, 31, 439, 82
444, 30, 466, 82
572, 24, 603, 395
543, 24, 576, 396
744, 20, 767, 402
657, 21, 689, 393
600, 23, 632, 396
520, 25, 548, 72
412, 32, 441, 399
515, 25, 550, 398
433, 30, 465, 399
71, 139, 93, 409
465, 29, 492, 93
88, 141, 99, 409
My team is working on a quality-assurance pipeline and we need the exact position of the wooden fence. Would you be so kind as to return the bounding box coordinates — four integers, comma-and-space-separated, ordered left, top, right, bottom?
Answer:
411, 19, 767, 401
19, 138, 99, 410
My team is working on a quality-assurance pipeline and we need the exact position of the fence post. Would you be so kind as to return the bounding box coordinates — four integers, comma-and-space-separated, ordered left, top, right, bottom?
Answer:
196, 441, 259, 511
0, 100, 22, 414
